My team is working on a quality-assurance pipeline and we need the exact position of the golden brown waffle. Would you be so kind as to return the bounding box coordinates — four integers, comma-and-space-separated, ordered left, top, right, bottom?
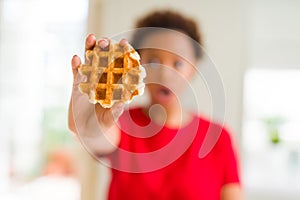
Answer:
78, 40, 146, 108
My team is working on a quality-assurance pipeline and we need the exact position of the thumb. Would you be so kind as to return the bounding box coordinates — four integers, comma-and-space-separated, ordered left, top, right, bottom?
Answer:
100, 102, 124, 126
95, 102, 125, 127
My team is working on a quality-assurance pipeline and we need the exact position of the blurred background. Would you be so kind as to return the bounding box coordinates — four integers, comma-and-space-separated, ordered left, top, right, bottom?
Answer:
0, 0, 299, 199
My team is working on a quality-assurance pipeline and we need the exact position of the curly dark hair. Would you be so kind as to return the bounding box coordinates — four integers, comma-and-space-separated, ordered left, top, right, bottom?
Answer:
131, 10, 203, 59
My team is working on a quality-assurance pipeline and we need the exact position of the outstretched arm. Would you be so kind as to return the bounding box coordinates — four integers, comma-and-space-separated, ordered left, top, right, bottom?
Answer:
68, 34, 125, 155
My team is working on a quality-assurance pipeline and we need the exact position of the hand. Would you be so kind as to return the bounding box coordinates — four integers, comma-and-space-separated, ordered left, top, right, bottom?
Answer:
68, 34, 125, 154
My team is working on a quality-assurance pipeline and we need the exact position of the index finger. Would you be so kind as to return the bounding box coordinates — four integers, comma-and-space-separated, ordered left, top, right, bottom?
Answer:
85, 34, 96, 51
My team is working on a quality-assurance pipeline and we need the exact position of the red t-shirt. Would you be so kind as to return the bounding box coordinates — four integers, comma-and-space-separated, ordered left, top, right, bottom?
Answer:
106, 108, 240, 200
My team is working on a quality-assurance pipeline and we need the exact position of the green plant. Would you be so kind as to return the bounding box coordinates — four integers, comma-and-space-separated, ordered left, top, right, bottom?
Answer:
262, 115, 286, 144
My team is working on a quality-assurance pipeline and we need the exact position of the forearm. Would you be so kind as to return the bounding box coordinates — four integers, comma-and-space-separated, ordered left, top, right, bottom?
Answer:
68, 97, 120, 155
221, 183, 243, 200
81, 121, 120, 156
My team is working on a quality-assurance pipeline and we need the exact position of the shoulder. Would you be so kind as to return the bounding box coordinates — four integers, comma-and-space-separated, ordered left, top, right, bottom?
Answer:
198, 115, 233, 139
196, 115, 236, 157
197, 117, 241, 185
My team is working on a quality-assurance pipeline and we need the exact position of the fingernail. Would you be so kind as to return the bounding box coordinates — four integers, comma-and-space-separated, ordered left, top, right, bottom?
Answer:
99, 39, 109, 49
87, 34, 95, 42
119, 39, 128, 46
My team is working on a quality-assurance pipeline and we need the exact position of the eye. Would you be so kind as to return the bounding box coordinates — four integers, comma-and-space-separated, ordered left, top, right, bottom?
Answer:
174, 60, 183, 69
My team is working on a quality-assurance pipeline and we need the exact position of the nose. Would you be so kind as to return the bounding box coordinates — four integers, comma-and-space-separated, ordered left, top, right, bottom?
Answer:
159, 61, 179, 84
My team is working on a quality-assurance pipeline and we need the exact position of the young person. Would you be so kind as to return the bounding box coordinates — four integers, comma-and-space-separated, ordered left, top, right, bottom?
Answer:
69, 10, 242, 200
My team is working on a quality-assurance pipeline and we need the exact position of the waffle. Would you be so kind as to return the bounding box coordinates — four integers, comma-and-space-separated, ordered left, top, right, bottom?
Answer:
78, 39, 146, 108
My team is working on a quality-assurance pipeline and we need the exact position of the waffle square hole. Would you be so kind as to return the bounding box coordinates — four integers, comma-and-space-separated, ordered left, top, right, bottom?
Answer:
113, 88, 122, 100
99, 57, 108, 67
128, 73, 139, 84
114, 57, 124, 68
96, 88, 106, 100
113, 73, 123, 84
98, 72, 108, 83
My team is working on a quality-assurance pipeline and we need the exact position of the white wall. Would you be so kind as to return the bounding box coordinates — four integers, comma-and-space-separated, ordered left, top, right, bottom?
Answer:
246, 0, 300, 68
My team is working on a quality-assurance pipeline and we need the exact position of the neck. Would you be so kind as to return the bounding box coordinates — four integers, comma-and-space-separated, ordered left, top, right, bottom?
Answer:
144, 102, 191, 128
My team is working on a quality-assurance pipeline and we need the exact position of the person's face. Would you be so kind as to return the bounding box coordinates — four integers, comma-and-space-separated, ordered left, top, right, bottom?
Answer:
139, 30, 198, 107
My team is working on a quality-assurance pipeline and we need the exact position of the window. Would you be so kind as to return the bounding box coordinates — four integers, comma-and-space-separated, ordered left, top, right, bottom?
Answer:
243, 1, 300, 199
243, 68, 300, 199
